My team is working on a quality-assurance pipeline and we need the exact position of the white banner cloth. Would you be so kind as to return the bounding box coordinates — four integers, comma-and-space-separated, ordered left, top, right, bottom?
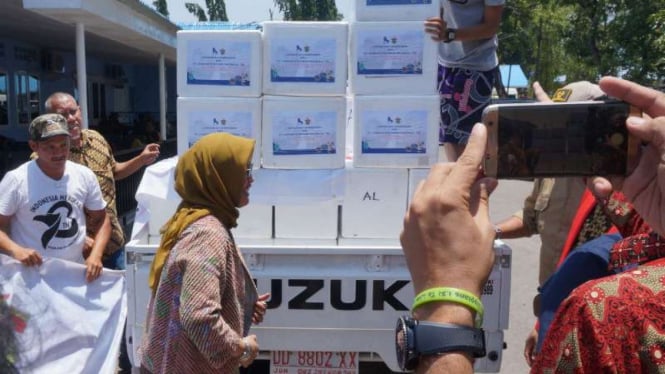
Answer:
0, 254, 126, 374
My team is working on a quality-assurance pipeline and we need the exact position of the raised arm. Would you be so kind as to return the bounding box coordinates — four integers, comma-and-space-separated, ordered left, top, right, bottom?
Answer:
113, 143, 160, 180
401, 124, 497, 373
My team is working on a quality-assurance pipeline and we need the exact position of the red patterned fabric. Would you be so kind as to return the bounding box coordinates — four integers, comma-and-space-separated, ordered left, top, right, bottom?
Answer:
533, 191, 665, 372
557, 189, 665, 271
532, 258, 665, 373
609, 233, 665, 271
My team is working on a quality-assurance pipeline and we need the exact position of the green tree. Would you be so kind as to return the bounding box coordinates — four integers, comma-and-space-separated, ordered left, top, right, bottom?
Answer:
153, 0, 169, 17
498, 0, 665, 91
273, 0, 342, 21
185, 0, 228, 22
498, 1, 574, 94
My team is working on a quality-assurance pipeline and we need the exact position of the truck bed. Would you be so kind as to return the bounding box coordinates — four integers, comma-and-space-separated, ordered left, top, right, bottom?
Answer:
125, 236, 511, 372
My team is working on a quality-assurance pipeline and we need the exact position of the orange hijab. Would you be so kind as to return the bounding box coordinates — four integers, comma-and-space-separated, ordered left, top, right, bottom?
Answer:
148, 133, 255, 293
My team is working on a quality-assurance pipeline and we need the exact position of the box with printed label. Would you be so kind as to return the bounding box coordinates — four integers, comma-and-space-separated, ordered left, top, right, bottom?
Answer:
177, 30, 262, 97
177, 97, 262, 167
262, 21, 348, 96
349, 22, 438, 95
262, 95, 346, 169
352, 95, 439, 168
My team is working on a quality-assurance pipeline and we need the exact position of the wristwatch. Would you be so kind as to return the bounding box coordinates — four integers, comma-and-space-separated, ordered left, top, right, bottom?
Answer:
444, 28, 457, 43
395, 315, 486, 371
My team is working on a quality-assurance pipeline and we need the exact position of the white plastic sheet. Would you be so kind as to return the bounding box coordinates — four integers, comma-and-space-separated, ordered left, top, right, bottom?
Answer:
0, 254, 126, 374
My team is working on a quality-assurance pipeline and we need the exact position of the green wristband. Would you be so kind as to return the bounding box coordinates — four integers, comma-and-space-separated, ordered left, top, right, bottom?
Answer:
412, 287, 484, 328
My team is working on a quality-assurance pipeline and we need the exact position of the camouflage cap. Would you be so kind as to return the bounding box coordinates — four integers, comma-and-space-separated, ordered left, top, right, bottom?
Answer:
551, 81, 606, 102
29, 113, 70, 141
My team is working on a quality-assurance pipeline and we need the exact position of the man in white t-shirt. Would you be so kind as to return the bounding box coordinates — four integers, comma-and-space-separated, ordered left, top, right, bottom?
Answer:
0, 113, 110, 282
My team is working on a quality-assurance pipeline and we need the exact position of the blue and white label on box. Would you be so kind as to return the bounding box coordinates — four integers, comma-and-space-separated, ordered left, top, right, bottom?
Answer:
272, 111, 338, 155
361, 110, 428, 154
356, 29, 424, 76
366, 0, 432, 5
186, 40, 252, 86
270, 37, 337, 83
188, 111, 254, 147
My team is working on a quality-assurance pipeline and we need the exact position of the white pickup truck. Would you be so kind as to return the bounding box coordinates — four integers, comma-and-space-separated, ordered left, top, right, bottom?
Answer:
125, 159, 511, 373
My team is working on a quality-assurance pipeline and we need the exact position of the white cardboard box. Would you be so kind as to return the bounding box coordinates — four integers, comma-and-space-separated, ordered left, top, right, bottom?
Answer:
274, 202, 338, 240
353, 0, 441, 22
341, 168, 408, 239
262, 95, 346, 169
177, 30, 262, 97
234, 204, 273, 239
349, 22, 438, 95
352, 95, 439, 168
177, 97, 262, 166
407, 167, 430, 203
262, 21, 348, 96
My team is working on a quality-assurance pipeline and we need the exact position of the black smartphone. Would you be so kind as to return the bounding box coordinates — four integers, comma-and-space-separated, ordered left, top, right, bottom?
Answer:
482, 100, 641, 179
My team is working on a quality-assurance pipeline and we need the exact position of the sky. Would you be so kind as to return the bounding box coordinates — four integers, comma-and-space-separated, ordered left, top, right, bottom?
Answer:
146, 0, 353, 24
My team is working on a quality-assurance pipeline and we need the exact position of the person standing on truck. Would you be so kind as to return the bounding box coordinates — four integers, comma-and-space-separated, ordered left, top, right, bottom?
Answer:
140, 133, 269, 373
424, 0, 504, 162
0, 114, 110, 283
43, 92, 160, 271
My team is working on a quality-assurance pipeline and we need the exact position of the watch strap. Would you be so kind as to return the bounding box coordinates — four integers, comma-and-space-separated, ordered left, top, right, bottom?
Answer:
444, 28, 457, 43
415, 321, 486, 358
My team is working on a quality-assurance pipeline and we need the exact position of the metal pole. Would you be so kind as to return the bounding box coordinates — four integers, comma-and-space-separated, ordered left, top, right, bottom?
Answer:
76, 22, 88, 129
158, 53, 166, 139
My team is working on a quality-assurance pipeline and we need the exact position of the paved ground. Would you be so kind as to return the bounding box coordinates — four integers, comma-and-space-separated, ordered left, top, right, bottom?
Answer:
488, 179, 540, 374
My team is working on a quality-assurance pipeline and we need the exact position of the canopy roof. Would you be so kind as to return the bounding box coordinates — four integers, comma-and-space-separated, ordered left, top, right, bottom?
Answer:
500, 64, 529, 88
2, 0, 177, 64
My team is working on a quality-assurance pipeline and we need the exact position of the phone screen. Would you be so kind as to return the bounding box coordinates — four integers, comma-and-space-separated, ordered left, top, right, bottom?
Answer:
487, 101, 637, 178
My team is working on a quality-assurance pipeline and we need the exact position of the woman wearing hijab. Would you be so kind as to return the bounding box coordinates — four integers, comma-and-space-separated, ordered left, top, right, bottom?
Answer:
140, 133, 269, 373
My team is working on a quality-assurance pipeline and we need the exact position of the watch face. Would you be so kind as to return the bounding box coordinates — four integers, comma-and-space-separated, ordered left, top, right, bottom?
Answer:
395, 315, 417, 371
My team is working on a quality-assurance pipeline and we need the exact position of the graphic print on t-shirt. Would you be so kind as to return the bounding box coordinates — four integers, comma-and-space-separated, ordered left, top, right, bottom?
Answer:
32, 198, 79, 250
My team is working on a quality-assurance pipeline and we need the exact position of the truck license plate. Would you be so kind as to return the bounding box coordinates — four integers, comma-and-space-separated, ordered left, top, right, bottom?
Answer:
270, 351, 359, 374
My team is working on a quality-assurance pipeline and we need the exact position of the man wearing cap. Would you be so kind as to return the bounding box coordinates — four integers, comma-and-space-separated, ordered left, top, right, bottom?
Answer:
0, 113, 110, 283
43, 92, 160, 271
44, 92, 159, 372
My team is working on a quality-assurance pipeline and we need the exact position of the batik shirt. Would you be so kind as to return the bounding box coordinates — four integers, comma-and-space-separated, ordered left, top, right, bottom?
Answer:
69, 129, 125, 256
532, 257, 665, 373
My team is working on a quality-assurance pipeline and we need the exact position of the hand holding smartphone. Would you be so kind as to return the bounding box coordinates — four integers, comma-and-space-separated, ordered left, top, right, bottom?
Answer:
482, 100, 641, 179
